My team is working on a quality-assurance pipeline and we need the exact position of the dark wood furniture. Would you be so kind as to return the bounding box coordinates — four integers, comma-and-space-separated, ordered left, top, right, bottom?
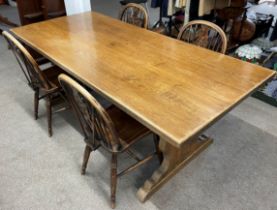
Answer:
177, 20, 228, 54
41, 0, 66, 20
216, 5, 256, 47
16, 0, 65, 25
16, 0, 44, 25
119, 3, 148, 29
11, 12, 275, 204
58, 74, 161, 208
3, 31, 65, 136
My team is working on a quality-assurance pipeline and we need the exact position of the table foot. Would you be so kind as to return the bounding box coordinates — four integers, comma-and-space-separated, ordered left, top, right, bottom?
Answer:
137, 135, 213, 202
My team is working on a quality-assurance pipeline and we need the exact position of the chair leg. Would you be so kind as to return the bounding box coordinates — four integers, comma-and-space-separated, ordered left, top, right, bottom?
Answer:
34, 88, 39, 120
81, 145, 92, 175
111, 153, 117, 209
46, 96, 52, 137
153, 134, 163, 164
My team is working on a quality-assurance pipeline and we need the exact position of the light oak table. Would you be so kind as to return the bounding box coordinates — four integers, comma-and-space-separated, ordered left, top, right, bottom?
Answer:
11, 12, 275, 202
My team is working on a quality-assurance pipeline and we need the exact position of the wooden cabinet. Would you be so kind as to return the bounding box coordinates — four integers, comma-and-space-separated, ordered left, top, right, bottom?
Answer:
16, 0, 43, 25
41, 0, 66, 19
16, 0, 65, 25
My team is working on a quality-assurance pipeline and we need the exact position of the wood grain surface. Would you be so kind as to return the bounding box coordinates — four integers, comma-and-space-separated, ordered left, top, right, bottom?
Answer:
11, 12, 275, 147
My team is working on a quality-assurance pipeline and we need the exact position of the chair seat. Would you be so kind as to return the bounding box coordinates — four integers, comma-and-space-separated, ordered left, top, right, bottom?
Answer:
43, 66, 65, 88
106, 105, 150, 148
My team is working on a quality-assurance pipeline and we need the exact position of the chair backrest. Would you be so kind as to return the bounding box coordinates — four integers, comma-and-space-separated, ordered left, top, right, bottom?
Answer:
177, 20, 227, 54
58, 74, 120, 152
2, 31, 51, 91
119, 3, 148, 29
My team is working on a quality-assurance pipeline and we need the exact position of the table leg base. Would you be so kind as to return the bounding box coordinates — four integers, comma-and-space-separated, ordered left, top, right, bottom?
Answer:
137, 135, 213, 202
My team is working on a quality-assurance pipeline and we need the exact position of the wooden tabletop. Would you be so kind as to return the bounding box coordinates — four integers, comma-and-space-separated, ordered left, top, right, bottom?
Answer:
11, 12, 275, 147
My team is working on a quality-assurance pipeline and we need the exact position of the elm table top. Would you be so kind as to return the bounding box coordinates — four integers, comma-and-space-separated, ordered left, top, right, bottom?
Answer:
11, 12, 275, 147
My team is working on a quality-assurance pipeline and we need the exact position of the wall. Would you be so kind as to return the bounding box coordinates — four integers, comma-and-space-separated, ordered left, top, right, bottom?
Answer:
64, 0, 91, 15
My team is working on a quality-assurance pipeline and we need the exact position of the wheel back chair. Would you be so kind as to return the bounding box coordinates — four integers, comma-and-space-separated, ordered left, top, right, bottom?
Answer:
120, 0, 149, 15
2, 31, 66, 136
119, 3, 148, 29
177, 20, 228, 54
58, 74, 162, 208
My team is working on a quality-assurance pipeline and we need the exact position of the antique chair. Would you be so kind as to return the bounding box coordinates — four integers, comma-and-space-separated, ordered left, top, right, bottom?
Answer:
120, 0, 149, 14
58, 74, 162, 208
177, 20, 228, 54
119, 3, 148, 29
2, 31, 66, 136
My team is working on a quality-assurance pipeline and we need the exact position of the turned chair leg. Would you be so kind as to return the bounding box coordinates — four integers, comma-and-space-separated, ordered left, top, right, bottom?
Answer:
81, 145, 92, 175
46, 96, 52, 137
111, 153, 117, 209
153, 134, 163, 164
34, 88, 39, 120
